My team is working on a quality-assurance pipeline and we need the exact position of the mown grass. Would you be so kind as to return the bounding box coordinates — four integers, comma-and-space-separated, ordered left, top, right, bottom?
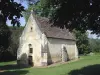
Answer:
0, 54, 100, 75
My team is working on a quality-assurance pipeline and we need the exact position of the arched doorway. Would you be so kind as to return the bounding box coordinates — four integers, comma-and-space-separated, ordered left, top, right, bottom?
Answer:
61, 45, 69, 62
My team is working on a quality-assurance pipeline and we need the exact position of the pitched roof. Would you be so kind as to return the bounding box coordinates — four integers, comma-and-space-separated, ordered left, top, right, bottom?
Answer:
32, 13, 76, 41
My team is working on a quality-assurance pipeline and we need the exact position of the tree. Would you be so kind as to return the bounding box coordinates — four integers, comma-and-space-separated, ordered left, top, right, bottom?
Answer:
0, 0, 24, 61
0, 26, 24, 61
23, 0, 56, 21
34, 0, 100, 35
73, 30, 90, 54
0, 25, 12, 61
0, 0, 24, 26
8, 26, 24, 57
0, 25, 11, 52
20, 0, 100, 35
89, 38, 100, 53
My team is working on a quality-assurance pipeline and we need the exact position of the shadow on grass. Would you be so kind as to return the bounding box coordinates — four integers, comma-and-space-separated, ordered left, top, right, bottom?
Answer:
0, 70, 29, 75
68, 64, 100, 75
0, 64, 29, 70
0, 64, 30, 75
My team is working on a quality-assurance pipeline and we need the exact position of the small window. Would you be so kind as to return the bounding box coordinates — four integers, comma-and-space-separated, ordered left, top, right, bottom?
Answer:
29, 44, 32, 47
31, 27, 33, 32
29, 48, 33, 53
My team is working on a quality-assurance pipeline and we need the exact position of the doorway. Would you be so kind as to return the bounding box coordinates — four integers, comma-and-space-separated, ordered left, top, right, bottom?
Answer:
61, 45, 68, 62
28, 56, 33, 66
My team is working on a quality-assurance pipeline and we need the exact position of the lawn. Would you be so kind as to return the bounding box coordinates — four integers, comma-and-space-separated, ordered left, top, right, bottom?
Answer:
0, 54, 100, 75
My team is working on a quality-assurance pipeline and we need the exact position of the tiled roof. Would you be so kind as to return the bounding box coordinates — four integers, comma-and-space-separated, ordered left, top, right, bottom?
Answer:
32, 14, 76, 41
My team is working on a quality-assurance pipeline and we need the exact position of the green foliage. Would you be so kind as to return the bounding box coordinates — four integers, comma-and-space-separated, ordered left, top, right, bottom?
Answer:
0, 25, 24, 61
73, 30, 90, 54
0, 25, 13, 61
8, 26, 24, 56
38, 0, 100, 35
24, 1, 55, 18
0, 25, 11, 53
23, 1, 56, 22
89, 39, 100, 53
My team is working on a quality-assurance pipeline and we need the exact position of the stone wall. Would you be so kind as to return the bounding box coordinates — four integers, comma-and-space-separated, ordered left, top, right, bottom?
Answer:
17, 14, 43, 66
47, 38, 78, 63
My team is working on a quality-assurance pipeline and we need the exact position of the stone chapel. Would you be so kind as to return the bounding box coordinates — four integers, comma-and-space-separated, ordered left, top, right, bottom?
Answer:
17, 11, 78, 67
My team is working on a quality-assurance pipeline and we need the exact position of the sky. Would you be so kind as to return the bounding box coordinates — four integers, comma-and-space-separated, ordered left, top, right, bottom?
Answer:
6, 0, 100, 39
88, 30, 100, 39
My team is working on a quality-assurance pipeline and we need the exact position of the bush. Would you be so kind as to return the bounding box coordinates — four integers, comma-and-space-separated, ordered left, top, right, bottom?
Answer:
89, 39, 100, 53
0, 26, 24, 61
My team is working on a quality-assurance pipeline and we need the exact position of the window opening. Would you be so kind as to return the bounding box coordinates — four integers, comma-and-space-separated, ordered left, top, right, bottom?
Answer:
29, 48, 33, 53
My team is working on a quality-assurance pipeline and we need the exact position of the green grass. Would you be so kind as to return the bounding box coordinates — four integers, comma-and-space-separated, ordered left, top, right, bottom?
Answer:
0, 54, 100, 75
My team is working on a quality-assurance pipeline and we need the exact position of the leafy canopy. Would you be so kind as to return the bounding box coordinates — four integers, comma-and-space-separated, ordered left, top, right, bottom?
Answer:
0, 0, 25, 26
35, 0, 100, 35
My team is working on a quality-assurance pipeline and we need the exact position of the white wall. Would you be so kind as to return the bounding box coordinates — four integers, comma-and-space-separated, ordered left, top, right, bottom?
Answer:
48, 38, 77, 63
17, 13, 43, 66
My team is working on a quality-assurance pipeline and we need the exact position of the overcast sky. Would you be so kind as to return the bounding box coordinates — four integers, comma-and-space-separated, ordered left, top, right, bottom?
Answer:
6, 0, 100, 39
